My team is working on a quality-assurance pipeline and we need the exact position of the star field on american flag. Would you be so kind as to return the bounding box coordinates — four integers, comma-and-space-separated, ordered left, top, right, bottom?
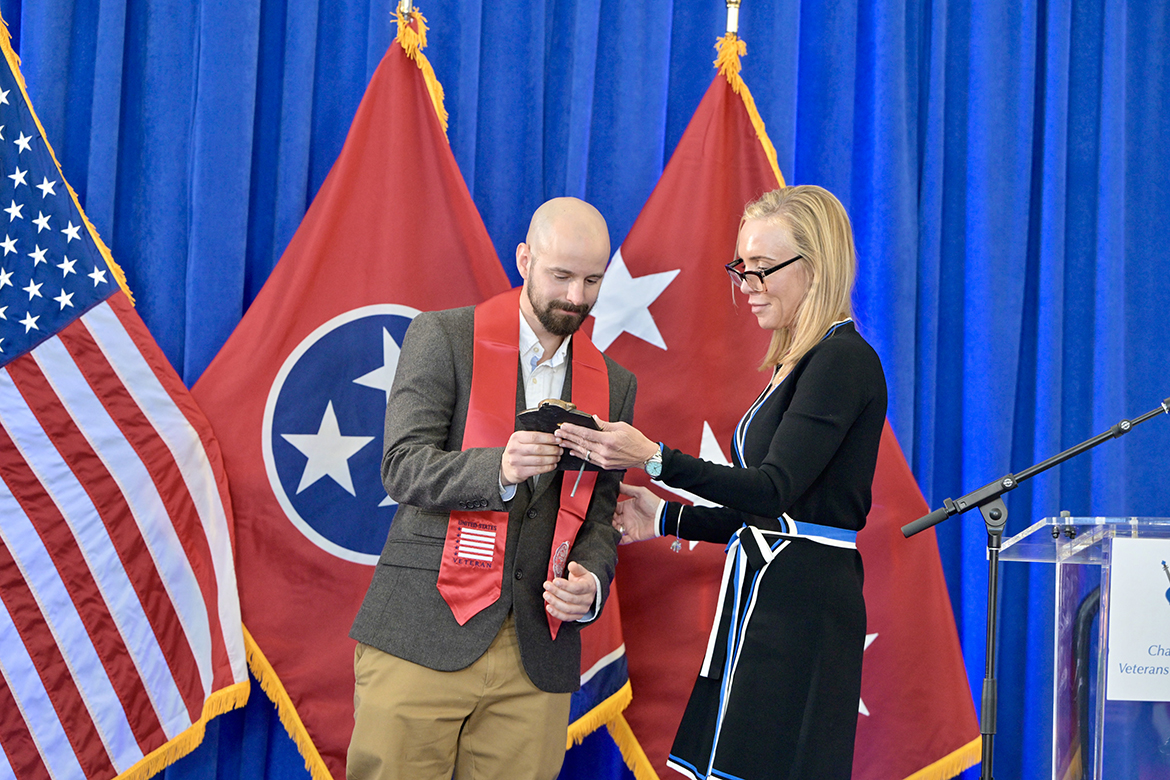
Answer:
0, 73, 111, 366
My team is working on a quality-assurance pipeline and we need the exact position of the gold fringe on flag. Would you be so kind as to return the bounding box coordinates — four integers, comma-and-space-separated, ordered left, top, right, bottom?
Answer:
243, 626, 334, 780
1059, 745, 1082, 780
111, 680, 251, 780
903, 735, 983, 780
565, 679, 633, 748
0, 11, 134, 304
395, 7, 450, 134
563, 680, 660, 780
605, 713, 662, 780
714, 33, 786, 189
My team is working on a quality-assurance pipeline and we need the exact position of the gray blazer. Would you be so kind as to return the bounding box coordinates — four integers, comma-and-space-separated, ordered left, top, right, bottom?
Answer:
349, 305, 637, 693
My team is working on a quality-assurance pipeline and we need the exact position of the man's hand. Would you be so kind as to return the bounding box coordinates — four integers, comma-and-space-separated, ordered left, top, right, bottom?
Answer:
543, 561, 597, 622
501, 430, 563, 486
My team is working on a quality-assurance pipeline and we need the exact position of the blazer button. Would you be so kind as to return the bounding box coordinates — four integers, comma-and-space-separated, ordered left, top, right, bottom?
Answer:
515, 568, 524, 580
458, 501, 466, 508
526, 509, 537, 518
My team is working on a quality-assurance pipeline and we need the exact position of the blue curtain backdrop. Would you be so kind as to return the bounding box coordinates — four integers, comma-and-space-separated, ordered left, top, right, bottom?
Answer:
2, 0, 1168, 777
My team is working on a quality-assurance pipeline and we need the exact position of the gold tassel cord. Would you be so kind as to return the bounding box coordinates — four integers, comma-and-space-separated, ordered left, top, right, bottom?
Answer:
243, 626, 334, 780
395, 7, 449, 134
714, 33, 747, 85
902, 736, 983, 780
395, 6, 428, 58
714, 33, 785, 188
0, 11, 134, 304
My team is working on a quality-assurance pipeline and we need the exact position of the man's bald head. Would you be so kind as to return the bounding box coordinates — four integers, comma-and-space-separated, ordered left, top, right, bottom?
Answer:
516, 198, 611, 341
525, 197, 610, 261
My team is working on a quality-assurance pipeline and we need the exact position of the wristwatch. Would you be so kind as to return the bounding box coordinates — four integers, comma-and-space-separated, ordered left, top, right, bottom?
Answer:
643, 445, 663, 479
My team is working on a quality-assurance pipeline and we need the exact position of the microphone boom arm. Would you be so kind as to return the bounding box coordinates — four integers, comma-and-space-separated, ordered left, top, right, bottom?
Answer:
902, 396, 1170, 538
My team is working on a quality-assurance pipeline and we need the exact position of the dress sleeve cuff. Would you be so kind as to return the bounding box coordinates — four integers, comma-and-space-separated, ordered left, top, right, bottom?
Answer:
499, 473, 517, 502
659, 501, 684, 539
575, 571, 603, 622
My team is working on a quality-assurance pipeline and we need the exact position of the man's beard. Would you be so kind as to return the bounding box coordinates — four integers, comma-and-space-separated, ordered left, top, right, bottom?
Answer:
530, 288, 590, 336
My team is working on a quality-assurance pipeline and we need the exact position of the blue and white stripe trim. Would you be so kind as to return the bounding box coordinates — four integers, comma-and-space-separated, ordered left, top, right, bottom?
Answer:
668, 519, 857, 779
731, 318, 853, 467
774, 513, 857, 548
683, 527, 790, 778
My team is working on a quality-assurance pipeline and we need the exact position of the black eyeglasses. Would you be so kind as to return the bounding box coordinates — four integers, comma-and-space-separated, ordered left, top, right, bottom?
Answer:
725, 255, 802, 292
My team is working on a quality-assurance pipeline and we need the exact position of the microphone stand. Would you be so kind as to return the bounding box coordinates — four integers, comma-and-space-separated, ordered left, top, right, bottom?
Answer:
902, 397, 1170, 780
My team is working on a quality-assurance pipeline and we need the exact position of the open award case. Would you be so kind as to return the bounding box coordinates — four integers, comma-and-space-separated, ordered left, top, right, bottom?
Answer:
515, 399, 603, 471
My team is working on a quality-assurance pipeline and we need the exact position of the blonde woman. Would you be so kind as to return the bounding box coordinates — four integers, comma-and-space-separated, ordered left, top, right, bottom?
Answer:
556, 185, 887, 780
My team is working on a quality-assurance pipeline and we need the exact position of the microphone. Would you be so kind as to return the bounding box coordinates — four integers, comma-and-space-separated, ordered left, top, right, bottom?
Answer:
901, 505, 952, 538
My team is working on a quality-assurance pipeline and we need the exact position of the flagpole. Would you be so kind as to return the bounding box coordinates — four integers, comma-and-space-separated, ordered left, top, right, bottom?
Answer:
725, 0, 740, 36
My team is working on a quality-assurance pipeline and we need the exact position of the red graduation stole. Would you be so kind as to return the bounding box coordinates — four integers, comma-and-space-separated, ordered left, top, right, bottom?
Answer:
435, 287, 610, 638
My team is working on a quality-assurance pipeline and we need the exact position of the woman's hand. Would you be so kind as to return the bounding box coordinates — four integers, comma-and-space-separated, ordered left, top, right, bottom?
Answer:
612, 483, 661, 544
556, 418, 660, 471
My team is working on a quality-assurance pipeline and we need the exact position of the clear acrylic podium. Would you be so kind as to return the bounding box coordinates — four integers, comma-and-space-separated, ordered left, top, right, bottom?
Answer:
1001, 516, 1170, 779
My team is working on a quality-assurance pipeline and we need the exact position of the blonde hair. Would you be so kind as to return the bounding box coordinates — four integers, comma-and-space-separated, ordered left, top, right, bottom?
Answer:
740, 185, 856, 375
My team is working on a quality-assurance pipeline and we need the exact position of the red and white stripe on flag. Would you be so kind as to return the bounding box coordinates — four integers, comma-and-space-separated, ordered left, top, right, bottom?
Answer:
0, 292, 248, 780
0, 16, 246, 777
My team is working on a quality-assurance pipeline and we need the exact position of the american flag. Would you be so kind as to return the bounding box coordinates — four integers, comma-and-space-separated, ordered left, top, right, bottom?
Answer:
0, 32, 247, 780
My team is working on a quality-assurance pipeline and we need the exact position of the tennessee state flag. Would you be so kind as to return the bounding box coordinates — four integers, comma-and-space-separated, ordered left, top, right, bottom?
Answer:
190, 11, 509, 777
589, 34, 981, 780
192, 9, 635, 777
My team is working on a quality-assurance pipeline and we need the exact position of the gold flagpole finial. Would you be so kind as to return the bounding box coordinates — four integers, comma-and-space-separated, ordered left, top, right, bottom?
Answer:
726, 0, 741, 37
713, 0, 785, 187
398, 0, 414, 14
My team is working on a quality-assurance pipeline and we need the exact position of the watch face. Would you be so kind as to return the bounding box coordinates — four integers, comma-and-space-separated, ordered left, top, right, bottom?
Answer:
646, 460, 663, 478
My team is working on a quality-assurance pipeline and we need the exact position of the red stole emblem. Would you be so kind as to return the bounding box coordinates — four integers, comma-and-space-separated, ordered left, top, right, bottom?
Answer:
435, 288, 610, 638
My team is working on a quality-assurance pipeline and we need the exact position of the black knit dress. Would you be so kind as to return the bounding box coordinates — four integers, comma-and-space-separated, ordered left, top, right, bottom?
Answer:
655, 321, 887, 780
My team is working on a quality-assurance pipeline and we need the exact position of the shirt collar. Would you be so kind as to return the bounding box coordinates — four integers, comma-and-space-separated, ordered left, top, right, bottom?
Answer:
519, 310, 571, 370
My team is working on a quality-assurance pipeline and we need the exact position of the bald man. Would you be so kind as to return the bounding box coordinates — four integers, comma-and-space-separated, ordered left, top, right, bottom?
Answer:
347, 198, 637, 780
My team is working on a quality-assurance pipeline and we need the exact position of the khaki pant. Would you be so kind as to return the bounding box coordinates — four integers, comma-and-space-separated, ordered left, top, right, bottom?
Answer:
346, 614, 572, 780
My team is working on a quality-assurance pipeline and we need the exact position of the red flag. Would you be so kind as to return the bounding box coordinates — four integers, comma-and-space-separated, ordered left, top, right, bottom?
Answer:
590, 35, 980, 779
191, 10, 633, 776
852, 423, 981, 778
0, 20, 247, 779
191, 12, 508, 777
